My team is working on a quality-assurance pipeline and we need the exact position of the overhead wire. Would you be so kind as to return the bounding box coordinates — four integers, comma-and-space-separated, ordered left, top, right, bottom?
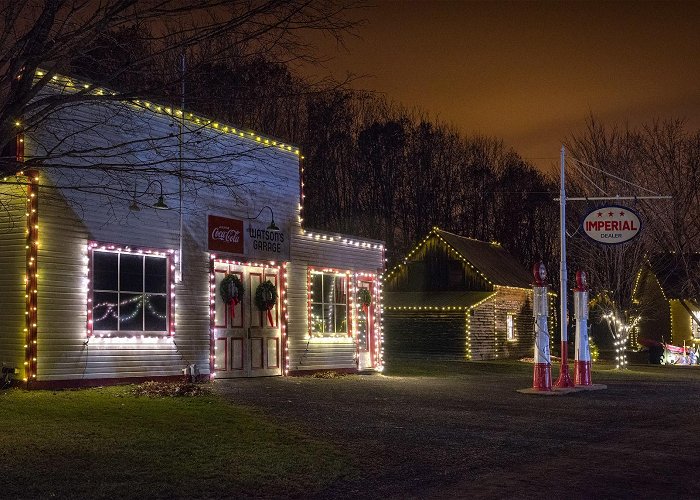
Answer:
569, 157, 661, 196
567, 158, 610, 197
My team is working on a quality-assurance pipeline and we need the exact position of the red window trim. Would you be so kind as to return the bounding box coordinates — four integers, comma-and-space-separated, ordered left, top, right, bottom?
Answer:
307, 267, 352, 339
87, 241, 174, 338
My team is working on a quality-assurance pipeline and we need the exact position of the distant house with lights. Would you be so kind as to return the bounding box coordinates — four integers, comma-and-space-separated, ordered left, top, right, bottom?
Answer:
632, 253, 700, 348
383, 228, 535, 361
0, 73, 384, 387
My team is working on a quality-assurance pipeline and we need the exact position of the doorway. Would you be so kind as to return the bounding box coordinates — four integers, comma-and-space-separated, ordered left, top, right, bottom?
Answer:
213, 261, 282, 377
356, 278, 377, 370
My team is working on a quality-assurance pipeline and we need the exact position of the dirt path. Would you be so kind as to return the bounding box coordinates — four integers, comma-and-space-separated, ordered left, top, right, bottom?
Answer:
215, 364, 700, 499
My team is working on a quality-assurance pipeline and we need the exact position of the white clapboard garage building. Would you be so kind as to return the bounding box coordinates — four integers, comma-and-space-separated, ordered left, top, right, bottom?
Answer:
0, 74, 384, 387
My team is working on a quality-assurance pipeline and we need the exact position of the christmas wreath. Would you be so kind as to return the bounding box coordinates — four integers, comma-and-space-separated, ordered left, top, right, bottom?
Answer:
255, 280, 278, 326
220, 274, 244, 319
357, 289, 372, 308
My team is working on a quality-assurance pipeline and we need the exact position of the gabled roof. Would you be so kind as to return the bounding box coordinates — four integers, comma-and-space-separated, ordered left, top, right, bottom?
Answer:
385, 291, 495, 310
433, 229, 532, 289
646, 253, 700, 300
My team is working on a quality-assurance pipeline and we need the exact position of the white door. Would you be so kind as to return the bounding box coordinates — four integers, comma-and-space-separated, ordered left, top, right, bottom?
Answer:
356, 279, 376, 370
213, 261, 282, 377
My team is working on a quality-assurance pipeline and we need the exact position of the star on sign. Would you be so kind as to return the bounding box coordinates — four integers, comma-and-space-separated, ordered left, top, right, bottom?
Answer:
608, 211, 614, 217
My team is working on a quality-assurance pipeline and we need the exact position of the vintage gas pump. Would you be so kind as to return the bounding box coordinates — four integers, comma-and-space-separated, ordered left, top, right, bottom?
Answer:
532, 262, 552, 391
574, 270, 592, 386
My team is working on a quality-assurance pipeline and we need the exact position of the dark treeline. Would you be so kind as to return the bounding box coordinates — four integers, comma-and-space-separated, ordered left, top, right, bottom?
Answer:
304, 93, 558, 266
173, 56, 558, 267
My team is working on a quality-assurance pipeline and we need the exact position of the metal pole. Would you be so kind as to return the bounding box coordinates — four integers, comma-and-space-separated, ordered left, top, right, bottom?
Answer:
555, 195, 672, 201
555, 145, 573, 388
177, 52, 185, 283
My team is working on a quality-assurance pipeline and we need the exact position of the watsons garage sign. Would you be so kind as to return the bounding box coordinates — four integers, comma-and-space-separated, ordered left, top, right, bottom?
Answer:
208, 214, 290, 260
582, 205, 641, 245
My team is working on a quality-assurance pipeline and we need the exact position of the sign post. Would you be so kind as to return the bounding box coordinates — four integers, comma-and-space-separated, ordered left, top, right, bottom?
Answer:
556, 146, 669, 382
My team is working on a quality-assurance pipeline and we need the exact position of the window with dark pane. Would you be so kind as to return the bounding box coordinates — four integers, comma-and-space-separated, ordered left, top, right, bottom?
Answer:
145, 294, 167, 331
91, 250, 169, 335
145, 256, 167, 293
93, 291, 118, 331
93, 252, 118, 290
120, 254, 143, 292
119, 292, 143, 331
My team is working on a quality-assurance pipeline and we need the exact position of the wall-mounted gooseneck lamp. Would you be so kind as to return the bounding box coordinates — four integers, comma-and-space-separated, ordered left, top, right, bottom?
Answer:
248, 205, 279, 231
129, 179, 169, 211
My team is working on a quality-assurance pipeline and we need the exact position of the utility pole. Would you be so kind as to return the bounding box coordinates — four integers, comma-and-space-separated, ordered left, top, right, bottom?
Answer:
555, 146, 574, 388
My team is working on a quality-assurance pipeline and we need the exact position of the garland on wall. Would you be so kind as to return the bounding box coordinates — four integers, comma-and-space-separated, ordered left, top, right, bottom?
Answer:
220, 274, 245, 319
255, 280, 278, 326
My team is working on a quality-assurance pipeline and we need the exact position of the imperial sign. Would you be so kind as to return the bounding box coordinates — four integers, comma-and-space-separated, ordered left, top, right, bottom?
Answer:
582, 205, 641, 245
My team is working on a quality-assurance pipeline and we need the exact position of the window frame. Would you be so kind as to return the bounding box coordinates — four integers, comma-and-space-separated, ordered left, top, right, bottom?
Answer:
88, 243, 173, 338
692, 314, 700, 340
506, 312, 516, 341
307, 268, 351, 339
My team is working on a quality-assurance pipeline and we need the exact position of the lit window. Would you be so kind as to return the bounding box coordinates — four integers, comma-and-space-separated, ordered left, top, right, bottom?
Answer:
309, 271, 348, 338
692, 315, 700, 339
92, 250, 169, 334
506, 313, 515, 341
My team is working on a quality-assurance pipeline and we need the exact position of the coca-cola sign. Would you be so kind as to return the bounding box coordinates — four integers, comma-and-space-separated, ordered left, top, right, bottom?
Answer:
208, 215, 244, 254
212, 227, 241, 244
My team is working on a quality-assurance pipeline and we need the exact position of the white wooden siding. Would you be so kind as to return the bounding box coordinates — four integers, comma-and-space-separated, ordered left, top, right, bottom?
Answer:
25, 97, 299, 382
0, 182, 27, 373
26, 98, 300, 250
20, 92, 384, 381
287, 230, 384, 372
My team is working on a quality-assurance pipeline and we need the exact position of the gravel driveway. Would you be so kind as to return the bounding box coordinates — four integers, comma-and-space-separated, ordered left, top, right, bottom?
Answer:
215, 363, 700, 499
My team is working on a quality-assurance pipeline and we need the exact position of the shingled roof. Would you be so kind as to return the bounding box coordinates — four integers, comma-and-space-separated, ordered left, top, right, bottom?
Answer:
646, 253, 700, 300
434, 229, 532, 289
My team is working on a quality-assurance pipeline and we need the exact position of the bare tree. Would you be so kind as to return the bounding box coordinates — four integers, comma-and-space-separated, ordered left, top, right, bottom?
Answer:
0, 0, 363, 205
635, 120, 700, 296
563, 117, 700, 367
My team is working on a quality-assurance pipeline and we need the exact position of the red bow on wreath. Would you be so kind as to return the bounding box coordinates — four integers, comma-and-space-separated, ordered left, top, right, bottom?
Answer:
220, 274, 244, 322
229, 296, 239, 319
255, 281, 278, 327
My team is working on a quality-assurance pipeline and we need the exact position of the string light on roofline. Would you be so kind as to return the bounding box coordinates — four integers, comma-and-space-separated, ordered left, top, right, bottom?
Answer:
37, 70, 301, 156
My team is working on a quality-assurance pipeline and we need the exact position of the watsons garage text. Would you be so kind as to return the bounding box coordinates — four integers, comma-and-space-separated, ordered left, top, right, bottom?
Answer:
249, 227, 285, 253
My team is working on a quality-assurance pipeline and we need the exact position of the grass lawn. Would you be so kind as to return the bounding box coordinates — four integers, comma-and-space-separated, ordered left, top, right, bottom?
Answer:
0, 386, 355, 499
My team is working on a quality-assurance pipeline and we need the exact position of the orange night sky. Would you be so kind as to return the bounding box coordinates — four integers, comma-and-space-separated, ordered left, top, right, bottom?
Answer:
305, 0, 700, 173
